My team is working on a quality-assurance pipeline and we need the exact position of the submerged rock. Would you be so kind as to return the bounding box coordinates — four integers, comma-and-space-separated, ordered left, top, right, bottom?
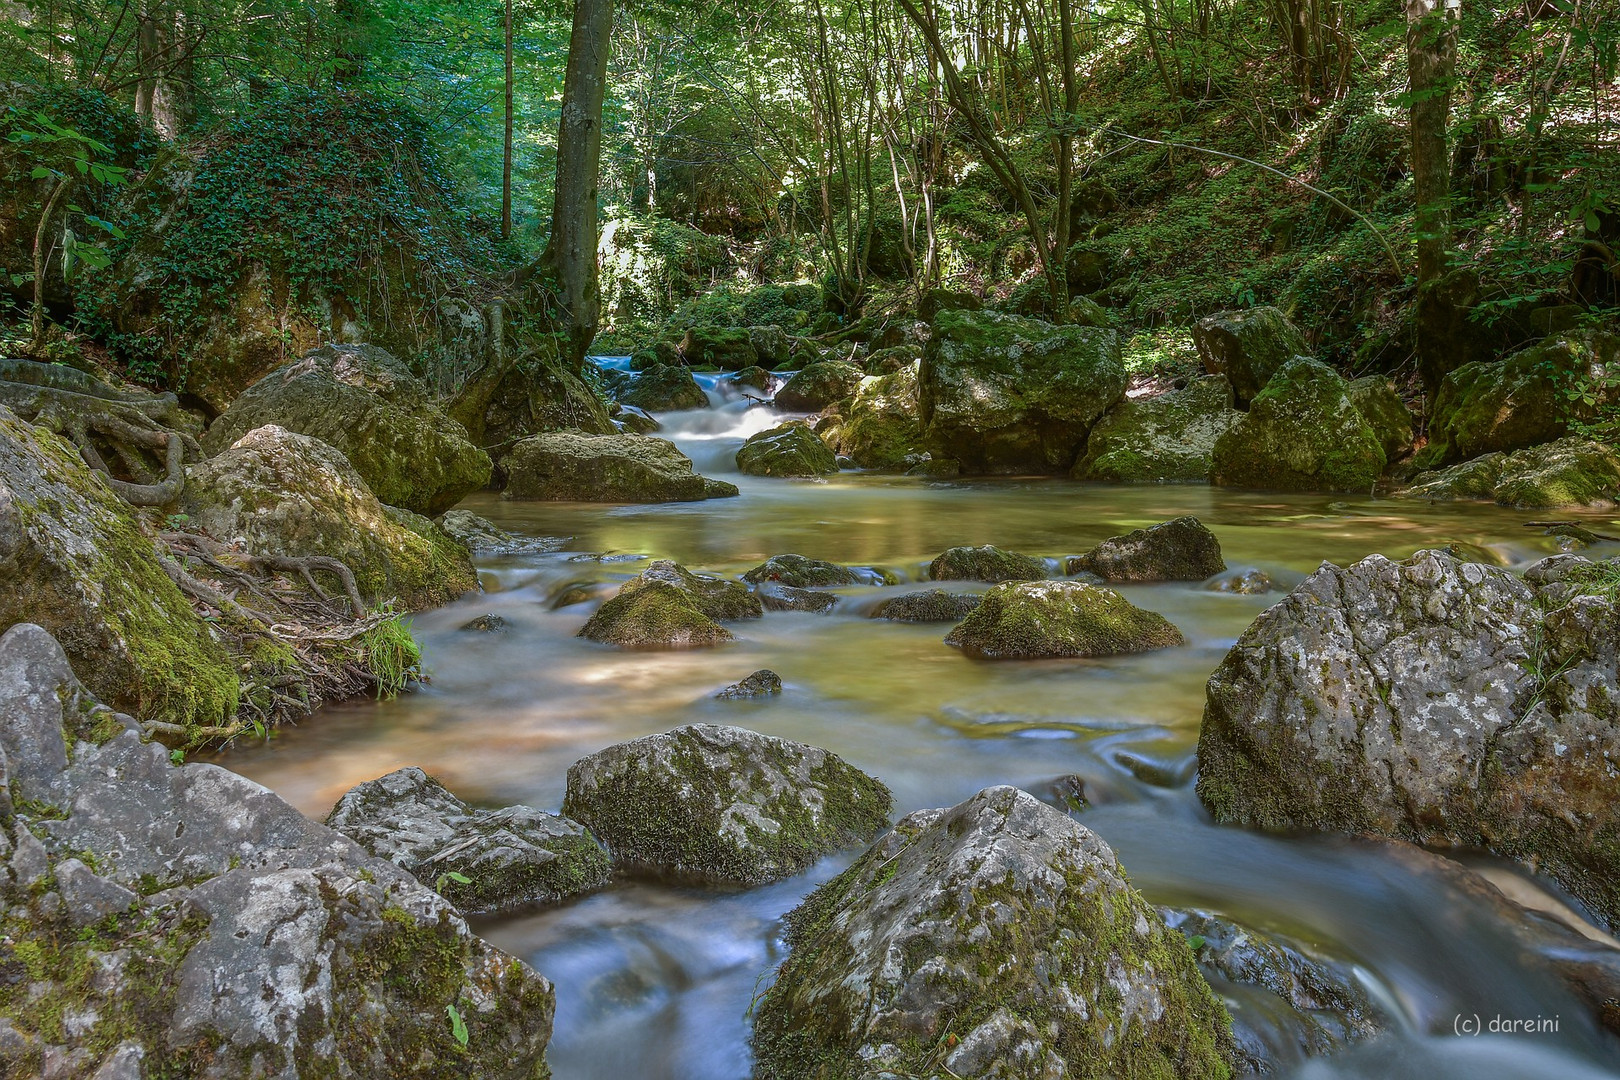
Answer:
827, 363, 923, 469
753, 786, 1235, 1080
580, 560, 759, 648
436, 508, 568, 555
1193, 305, 1309, 405
561, 724, 891, 885
1196, 549, 1620, 927
872, 589, 983, 622
0, 624, 554, 1077
458, 614, 507, 633
945, 580, 1185, 658
0, 406, 238, 732
202, 344, 492, 515
1074, 375, 1241, 483
619, 362, 709, 412
920, 309, 1125, 474
743, 553, 894, 588
1205, 568, 1274, 594
1211, 358, 1386, 493
1068, 517, 1226, 582
928, 544, 1047, 583
735, 421, 839, 477
501, 431, 739, 502
715, 670, 783, 699
757, 581, 839, 613
326, 767, 610, 914
773, 360, 864, 412
184, 425, 478, 610
1403, 437, 1620, 509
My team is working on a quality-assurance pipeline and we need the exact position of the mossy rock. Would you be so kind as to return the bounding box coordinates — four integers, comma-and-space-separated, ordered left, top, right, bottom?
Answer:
743, 554, 896, 588
1068, 517, 1226, 582
871, 590, 982, 622
1347, 376, 1415, 462
679, 326, 759, 369
184, 425, 478, 611
748, 325, 794, 366
917, 288, 981, 323
561, 724, 892, 885
736, 422, 839, 477
201, 344, 492, 516
827, 363, 923, 469
946, 580, 1185, 658
0, 405, 239, 732
753, 785, 1236, 1079
501, 431, 738, 502
1074, 375, 1240, 483
630, 340, 682, 370
579, 582, 734, 649
1403, 437, 1620, 509
1192, 306, 1309, 406
631, 559, 763, 621
928, 544, 1047, 583
715, 669, 783, 698
1067, 295, 1113, 327
1210, 358, 1386, 493
774, 361, 864, 412
619, 363, 709, 412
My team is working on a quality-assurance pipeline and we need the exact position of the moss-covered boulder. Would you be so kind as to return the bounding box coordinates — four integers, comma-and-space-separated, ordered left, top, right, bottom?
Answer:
736, 422, 839, 477
1068, 517, 1226, 582
928, 544, 1047, 583
743, 554, 895, 588
502, 431, 738, 502
1419, 331, 1620, 467
946, 580, 1185, 659
326, 767, 610, 915
560, 724, 892, 885
748, 325, 794, 367
580, 560, 759, 648
619, 362, 709, 412
826, 363, 923, 468
202, 344, 492, 515
1193, 306, 1309, 406
680, 326, 759, 369
864, 344, 924, 375
1403, 437, 1620, 509
753, 785, 1236, 1079
1347, 376, 1415, 462
1211, 358, 1386, 493
917, 288, 981, 323
920, 309, 1125, 474
1073, 375, 1241, 482
184, 426, 477, 610
0, 406, 239, 732
715, 669, 783, 699
757, 582, 840, 613
774, 361, 864, 412
871, 590, 982, 622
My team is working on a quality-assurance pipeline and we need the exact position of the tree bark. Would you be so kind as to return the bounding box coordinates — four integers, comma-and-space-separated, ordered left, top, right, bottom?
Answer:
540, 0, 614, 368
1406, 0, 1460, 284
133, 0, 194, 138
502, 0, 514, 241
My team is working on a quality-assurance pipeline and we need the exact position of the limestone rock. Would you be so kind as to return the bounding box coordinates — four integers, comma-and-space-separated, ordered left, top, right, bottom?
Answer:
736, 422, 839, 477
715, 670, 783, 699
1347, 376, 1415, 463
1068, 517, 1226, 582
1211, 358, 1386, 493
1193, 306, 1309, 405
774, 361, 864, 412
1403, 437, 1620, 509
917, 288, 981, 323
435, 509, 568, 555
580, 560, 759, 648
743, 554, 895, 588
619, 363, 709, 412
1074, 375, 1241, 483
501, 431, 738, 502
757, 582, 840, 613
871, 590, 982, 622
680, 326, 759, 369
928, 544, 1047, 583
827, 363, 922, 469
946, 580, 1186, 659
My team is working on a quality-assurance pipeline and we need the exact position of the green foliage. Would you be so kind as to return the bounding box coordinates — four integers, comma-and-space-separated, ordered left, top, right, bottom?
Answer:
355, 617, 423, 700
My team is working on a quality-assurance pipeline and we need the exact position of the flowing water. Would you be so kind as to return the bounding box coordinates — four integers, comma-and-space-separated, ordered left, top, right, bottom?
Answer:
218, 362, 1620, 1079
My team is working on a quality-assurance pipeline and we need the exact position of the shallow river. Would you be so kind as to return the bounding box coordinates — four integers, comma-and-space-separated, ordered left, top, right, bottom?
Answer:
220, 368, 1620, 1079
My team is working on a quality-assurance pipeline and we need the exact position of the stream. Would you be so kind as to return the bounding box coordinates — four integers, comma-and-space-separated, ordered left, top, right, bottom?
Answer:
219, 363, 1620, 1079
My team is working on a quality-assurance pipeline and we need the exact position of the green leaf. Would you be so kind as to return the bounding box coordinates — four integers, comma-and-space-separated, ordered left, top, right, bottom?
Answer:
446, 1003, 469, 1047
29, 166, 51, 179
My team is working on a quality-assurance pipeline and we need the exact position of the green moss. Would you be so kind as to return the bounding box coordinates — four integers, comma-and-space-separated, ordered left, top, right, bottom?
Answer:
735, 422, 839, 477
946, 581, 1185, 658
928, 544, 1047, 583
579, 582, 734, 649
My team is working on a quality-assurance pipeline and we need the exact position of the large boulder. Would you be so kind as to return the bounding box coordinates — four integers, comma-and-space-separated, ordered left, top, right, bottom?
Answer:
1196, 549, 1620, 928
1074, 375, 1242, 483
920, 309, 1125, 474
946, 580, 1185, 659
501, 431, 738, 502
1403, 437, 1620, 509
1068, 517, 1226, 581
560, 724, 892, 885
748, 324, 794, 367
743, 554, 895, 588
580, 560, 760, 648
1193, 306, 1309, 406
618, 362, 709, 412
0, 406, 238, 732
0, 623, 554, 1077
184, 426, 478, 610
326, 767, 610, 914
753, 786, 1236, 1080
826, 363, 923, 468
774, 361, 864, 412
916, 288, 981, 323
928, 544, 1047, 583
1211, 358, 1386, 493
1346, 376, 1415, 463
202, 344, 492, 516
736, 421, 839, 477
680, 326, 759, 369
1418, 331, 1620, 468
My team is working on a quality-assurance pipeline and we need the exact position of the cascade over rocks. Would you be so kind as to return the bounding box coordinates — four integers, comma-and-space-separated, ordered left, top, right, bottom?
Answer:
1193, 306, 1310, 406
735, 421, 839, 477
1196, 549, 1620, 928
1403, 437, 1620, 509
1211, 358, 1386, 493
326, 767, 610, 915
202, 344, 492, 516
946, 580, 1186, 659
501, 430, 739, 502
752, 786, 1236, 1080
919, 309, 1125, 474
928, 544, 1047, 583
1074, 375, 1241, 483
561, 724, 891, 885
1068, 517, 1226, 581
773, 361, 864, 412
0, 624, 555, 1077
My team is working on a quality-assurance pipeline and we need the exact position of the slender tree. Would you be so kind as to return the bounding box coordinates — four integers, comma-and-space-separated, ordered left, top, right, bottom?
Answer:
502, 0, 514, 241
1406, 0, 1460, 284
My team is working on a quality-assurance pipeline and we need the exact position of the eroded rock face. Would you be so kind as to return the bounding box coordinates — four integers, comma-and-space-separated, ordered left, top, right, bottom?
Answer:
184, 425, 478, 610
1211, 358, 1386, 493
872, 589, 983, 622
326, 767, 610, 915
753, 786, 1236, 1080
774, 361, 864, 412
946, 580, 1185, 659
1402, 437, 1620, 509
920, 309, 1125, 474
580, 560, 760, 648
618, 363, 709, 413
202, 344, 492, 516
501, 431, 739, 502
0, 624, 555, 1078
0, 406, 238, 731
928, 544, 1047, 583
1193, 306, 1309, 406
736, 422, 839, 477
1068, 517, 1226, 582
561, 724, 891, 885
1074, 375, 1241, 483
1196, 549, 1620, 927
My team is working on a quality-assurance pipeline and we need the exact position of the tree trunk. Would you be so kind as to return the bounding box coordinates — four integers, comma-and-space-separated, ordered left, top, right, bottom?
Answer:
134, 1, 194, 138
1406, 0, 1459, 284
540, 0, 614, 368
502, 0, 514, 241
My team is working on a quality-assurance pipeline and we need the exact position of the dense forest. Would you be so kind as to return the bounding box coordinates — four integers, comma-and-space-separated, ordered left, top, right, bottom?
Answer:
2, 1, 1620, 1078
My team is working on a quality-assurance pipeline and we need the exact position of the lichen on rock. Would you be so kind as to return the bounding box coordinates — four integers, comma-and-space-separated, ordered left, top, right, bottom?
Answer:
928, 544, 1047, 583
1402, 437, 1620, 509
946, 580, 1186, 658
1074, 375, 1241, 483
735, 421, 839, 477
1211, 358, 1386, 493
